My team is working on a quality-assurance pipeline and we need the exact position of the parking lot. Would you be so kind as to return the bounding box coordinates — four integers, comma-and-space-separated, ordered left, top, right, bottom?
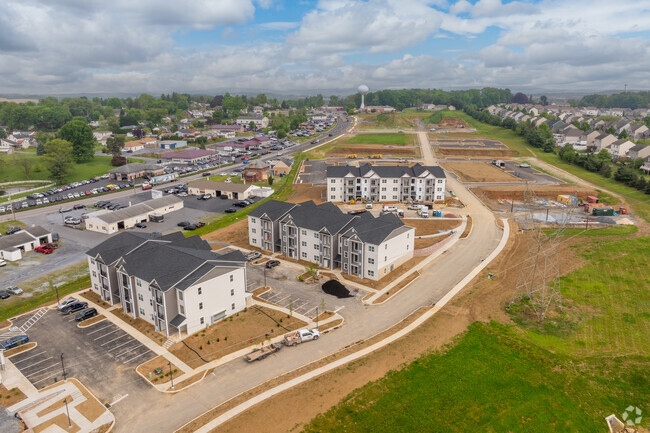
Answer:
501, 161, 562, 185
296, 160, 331, 186
246, 261, 363, 320
9, 308, 154, 402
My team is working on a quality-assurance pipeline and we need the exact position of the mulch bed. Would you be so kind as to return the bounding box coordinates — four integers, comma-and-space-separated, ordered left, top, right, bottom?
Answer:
322, 280, 353, 298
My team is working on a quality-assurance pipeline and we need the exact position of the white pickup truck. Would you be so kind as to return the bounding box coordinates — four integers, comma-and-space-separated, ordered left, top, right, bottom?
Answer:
283, 328, 320, 346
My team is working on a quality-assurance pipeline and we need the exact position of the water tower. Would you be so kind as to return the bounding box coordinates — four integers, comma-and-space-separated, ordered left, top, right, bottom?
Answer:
357, 84, 369, 109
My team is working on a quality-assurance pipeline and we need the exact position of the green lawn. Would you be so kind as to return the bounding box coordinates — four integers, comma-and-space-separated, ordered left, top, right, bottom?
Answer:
303, 231, 650, 432
0, 153, 116, 184
346, 133, 413, 145
304, 322, 649, 433
0, 220, 26, 233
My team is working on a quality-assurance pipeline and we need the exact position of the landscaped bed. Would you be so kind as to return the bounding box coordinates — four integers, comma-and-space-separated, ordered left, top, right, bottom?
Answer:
137, 355, 179, 385
77, 315, 105, 328
110, 308, 165, 346
168, 306, 307, 369
3, 342, 37, 357
0, 384, 27, 407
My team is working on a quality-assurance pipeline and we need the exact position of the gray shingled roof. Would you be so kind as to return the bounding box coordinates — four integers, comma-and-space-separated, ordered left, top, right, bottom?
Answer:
345, 212, 412, 245
283, 202, 356, 234
23, 226, 51, 238
248, 200, 298, 221
87, 196, 182, 224
108, 163, 163, 174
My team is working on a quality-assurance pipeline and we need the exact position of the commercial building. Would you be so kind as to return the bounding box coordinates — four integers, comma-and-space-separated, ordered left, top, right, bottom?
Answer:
86, 232, 249, 338
123, 138, 158, 151
248, 200, 414, 280
85, 196, 183, 234
188, 180, 256, 200
108, 163, 165, 181
236, 116, 269, 129
0, 226, 53, 261
161, 149, 217, 164
326, 163, 446, 203
159, 140, 187, 150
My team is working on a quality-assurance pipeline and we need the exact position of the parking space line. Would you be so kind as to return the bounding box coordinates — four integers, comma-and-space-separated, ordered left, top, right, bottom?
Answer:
94, 328, 121, 341
25, 362, 59, 378
122, 350, 152, 364
21, 356, 53, 369
31, 370, 64, 385
295, 301, 310, 310
108, 339, 137, 352
303, 306, 318, 316
114, 344, 144, 358
67, 316, 78, 322
12, 351, 48, 364
100, 334, 129, 346
87, 323, 113, 335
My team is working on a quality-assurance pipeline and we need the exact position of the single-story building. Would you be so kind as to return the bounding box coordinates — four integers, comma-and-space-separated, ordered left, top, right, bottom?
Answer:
210, 124, 243, 133
161, 149, 217, 164
108, 163, 165, 181
159, 140, 187, 150
188, 180, 256, 199
124, 138, 158, 151
269, 158, 293, 176
85, 196, 183, 234
0, 226, 53, 261
93, 131, 113, 143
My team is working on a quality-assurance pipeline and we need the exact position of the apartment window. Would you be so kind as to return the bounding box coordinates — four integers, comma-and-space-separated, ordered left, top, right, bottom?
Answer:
381, 187, 386, 191
93, 284, 98, 290
330, 179, 336, 183
252, 228, 256, 233
138, 293, 144, 301
314, 233, 319, 239
139, 308, 145, 315
301, 229, 307, 235
302, 252, 307, 258
381, 196, 386, 200
368, 258, 375, 264
136, 279, 141, 287
252, 239, 257, 244
384, 268, 387, 274
230, 275, 234, 282
91, 259, 96, 265
385, 256, 387, 261
150, 299, 153, 306
251, 218, 256, 223
437, 187, 442, 192
92, 271, 97, 277
200, 317, 204, 325
368, 246, 375, 252
343, 264, 348, 270
330, 187, 336, 191
393, 179, 398, 183
178, 292, 183, 300
151, 314, 155, 320
330, 195, 336, 199
382, 179, 387, 183
314, 244, 319, 249
231, 303, 235, 310
302, 241, 307, 247
385, 244, 388, 249
231, 289, 235, 296
438, 179, 443, 183
344, 251, 348, 258
344, 239, 348, 246
199, 302, 203, 310
407, 244, 409, 250
368, 270, 375, 277
283, 247, 287, 252
198, 287, 202, 295
314, 255, 319, 261
407, 233, 409, 239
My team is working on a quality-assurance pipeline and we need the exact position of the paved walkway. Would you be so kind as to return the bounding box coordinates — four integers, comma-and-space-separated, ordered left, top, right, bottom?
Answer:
192, 219, 510, 433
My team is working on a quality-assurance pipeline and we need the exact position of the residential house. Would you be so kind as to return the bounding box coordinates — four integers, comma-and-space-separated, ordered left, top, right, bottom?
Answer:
326, 163, 446, 203
270, 158, 292, 176
628, 124, 649, 140
93, 131, 113, 143
244, 159, 271, 182
236, 116, 269, 130
86, 232, 249, 338
583, 130, 601, 148
108, 163, 165, 181
85, 196, 184, 234
640, 157, 650, 174
627, 144, 650, 161
608, 139, 635, 159
248, 200, 414, 281
0, 226, 53, 261
592, 133, 617, 152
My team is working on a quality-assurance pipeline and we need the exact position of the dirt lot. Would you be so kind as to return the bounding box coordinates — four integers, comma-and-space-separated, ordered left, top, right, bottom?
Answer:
310, 142, 421, 159
168, 306, 306, 369
436, 147, 518, 158
202, 218, 250, 249
473, 185, 599, 201
405, 218, 462, 236
435, 117, 470, 128
208, 224, 593, 433
441, 161, 522, 183
337, 256, 426, 290
414, 235, 449, 249
287, 184, 327, 204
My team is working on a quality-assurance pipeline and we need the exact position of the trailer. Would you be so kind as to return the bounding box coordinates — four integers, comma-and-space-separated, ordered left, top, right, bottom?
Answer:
283, 329, 320, 347
243, 343, 283, 362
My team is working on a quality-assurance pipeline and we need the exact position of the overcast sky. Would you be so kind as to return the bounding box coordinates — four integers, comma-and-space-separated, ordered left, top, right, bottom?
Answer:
2, 0, 649, 96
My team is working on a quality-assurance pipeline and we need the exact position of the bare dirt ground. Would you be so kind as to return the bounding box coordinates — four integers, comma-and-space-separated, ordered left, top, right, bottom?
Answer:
441, 161, 523, 183
311, 142, 421, 159
436, 147, 518, 158
209, 225, 592, 433
473, 184, 598, 201
136, 355, 179, 384
414, 235, 449, 249
0, 384, 27, 407
435, 117, 470, 129
405, 218, 461, 236
287, 184, 327, 204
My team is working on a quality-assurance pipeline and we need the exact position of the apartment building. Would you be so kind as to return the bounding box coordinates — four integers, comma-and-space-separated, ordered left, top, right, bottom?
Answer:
86, 232, 248, 338
326, 163, 446, 203
248, 200, 414, 280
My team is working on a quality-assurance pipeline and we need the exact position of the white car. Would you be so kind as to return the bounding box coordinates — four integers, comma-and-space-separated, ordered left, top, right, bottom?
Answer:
57, 298, 79, 311
519, 163, 531, 168
6, 286, 23, 295
0, 259, 6, 267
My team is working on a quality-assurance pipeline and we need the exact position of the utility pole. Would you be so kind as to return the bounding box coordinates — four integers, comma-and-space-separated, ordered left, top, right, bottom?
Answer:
168, 361, 174, 389
53, 282, 60, 306
60, 353, 67, 382
64, 398, 72, 428
9, 194, 16, 221
263, 266, 267, 289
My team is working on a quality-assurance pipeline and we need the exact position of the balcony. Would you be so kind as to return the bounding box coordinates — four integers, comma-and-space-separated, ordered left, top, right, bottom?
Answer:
155, 295, 163, 305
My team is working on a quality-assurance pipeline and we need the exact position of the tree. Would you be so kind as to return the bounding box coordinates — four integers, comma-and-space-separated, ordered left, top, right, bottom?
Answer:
44, 139, 74, 184
598, 163, 612, 178
196, 136, 207, 149
57, 120, 95, 162
16, 156, 34, 179
597, 149, 612, 163
132, 128, 145, 139
618, 129, 629, 139
36, 142, 46, 155
210, 95, 224, 108
540, 95, 548, 106
606, 125, 616, 134
0, 128, 6, 139
268, 175, 274, 186
632, 157, 645, 170
249, 121, 256, 131
511, 92, 529, 104
106, 135, 125, 157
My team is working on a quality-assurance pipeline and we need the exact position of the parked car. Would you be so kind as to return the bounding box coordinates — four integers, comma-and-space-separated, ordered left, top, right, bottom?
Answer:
75, 308, 98, 322
245, 251, 262, 261
6, 286, 22, 295
61, 301, 88, 315
35, 246, 55, 254
265, 260, 280, 269
0, 259, 6, 267
135, 222, 147, 228
5, 226, 21, 235
64, 217, 81, 225
0, 290, 10, 299
59, 208, 72, 213
224, 208, 237, 213
73, 204, 86, 210
234, 201, 249, 208
57, 298, 79, 311
0, 335, 29, 349
183, 224, 197, 231
195, 222, 205, 228
177, 221, 190, 227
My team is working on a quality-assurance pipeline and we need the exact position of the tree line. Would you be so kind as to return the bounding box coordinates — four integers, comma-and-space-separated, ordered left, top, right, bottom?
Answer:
569, 91, 650, 109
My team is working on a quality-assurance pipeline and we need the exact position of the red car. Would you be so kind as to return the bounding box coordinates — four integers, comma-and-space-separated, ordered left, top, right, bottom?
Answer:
35, 246, 55, 254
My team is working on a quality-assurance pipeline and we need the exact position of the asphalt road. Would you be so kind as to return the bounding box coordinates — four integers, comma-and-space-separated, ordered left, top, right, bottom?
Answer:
107, 119, 502, 433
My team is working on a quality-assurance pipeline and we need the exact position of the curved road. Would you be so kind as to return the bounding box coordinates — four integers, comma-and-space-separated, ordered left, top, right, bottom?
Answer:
111, 119, 502, 432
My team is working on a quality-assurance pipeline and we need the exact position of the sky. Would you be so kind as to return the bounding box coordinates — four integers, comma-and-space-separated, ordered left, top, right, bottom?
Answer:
1, 0, 650, 96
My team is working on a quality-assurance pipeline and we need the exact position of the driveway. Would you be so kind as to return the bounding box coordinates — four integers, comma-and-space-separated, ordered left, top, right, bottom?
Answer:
297, 160, 330, 186
10, 309, 154, 404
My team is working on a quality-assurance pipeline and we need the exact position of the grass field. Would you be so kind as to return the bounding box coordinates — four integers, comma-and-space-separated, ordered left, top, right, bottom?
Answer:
304, 322, 649, 433
306, 134, 420, 159
0, 153, 117, 184
0, 220, 26, 233
346, 133, 414, 146
303, 230, 650, 432
355, 110, 430, 131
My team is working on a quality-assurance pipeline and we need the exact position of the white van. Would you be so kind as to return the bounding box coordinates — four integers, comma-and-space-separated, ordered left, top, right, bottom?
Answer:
382, 205, 397, 212
419, 208, 429, 218
366, 202, 373, 209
